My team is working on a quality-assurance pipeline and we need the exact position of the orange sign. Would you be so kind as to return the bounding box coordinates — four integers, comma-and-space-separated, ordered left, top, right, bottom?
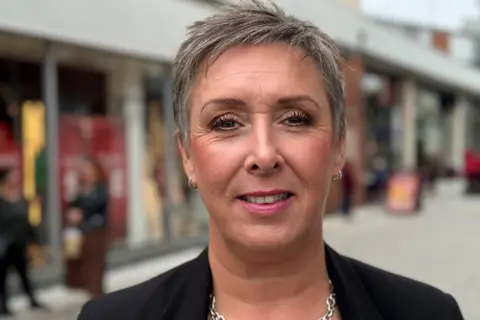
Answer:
386, 173, 420, 213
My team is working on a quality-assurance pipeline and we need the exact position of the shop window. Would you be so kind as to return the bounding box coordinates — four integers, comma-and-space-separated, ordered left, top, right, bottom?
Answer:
144, 76, 202, 241
0, 58, 50, 268
57, 64, 128, 244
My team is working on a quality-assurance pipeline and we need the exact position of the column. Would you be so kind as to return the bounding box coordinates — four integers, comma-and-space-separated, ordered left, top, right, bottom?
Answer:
43, 43, 62, 266
401, 79, 418, 170
121, 60, 148, 247
450, 97, 469, 175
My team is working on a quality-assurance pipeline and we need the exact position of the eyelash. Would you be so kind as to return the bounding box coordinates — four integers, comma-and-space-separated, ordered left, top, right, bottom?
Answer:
209, 111, 313, 131
209, 114, 240, 131
283, 111, 313, 127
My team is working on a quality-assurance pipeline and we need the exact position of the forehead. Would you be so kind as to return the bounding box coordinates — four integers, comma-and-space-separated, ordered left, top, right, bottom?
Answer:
191, 43, 326, 104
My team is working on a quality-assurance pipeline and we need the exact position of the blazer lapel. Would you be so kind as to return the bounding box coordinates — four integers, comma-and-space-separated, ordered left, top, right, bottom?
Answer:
156, 249, 212, 320
325, 244, 384, 320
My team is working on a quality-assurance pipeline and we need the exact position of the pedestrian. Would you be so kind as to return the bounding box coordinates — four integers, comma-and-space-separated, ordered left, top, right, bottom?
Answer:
0, 168, 45, 316
78, 1, 463, 319
64, 156, 109, 298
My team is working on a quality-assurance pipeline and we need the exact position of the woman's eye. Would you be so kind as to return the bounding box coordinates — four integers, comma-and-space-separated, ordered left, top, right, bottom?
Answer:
282, 113, 312, 126
284, 117, 305, 126
219, 120, 238, 129
211, 117, 241, 131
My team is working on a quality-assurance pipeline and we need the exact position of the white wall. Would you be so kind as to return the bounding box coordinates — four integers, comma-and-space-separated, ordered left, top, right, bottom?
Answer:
450, 34, 477, 65
1, 0, 480, 95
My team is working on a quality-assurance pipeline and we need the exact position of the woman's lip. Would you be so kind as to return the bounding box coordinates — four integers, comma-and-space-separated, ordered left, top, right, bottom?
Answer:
237, 196, 294, 216
239, 190, 293, 197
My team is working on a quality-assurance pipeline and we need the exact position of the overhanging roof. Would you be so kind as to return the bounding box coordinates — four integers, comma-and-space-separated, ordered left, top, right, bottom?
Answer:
0, 0, 478, 96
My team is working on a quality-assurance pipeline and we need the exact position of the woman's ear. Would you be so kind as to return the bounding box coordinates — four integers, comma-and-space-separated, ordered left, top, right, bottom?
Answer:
176, 133, 196, 184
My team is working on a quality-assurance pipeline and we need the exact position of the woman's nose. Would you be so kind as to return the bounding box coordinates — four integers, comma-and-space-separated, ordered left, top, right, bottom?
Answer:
244, 128, 283, 176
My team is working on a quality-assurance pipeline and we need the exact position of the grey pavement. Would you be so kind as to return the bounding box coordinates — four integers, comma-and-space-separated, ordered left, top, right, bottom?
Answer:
8, 179, 480, 319
323, 179, 480, 320
5, 248, 203, 320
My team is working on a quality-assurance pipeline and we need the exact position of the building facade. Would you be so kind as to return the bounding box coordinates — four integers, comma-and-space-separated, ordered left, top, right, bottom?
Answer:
0, 32, 211, 286
0, 0, 478, 287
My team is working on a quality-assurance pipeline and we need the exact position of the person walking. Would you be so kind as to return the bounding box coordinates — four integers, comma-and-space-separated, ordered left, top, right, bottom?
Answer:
0, 168, 44, 316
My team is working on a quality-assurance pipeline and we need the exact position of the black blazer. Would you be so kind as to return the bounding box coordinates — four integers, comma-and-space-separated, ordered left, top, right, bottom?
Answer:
78, 244, 464, 320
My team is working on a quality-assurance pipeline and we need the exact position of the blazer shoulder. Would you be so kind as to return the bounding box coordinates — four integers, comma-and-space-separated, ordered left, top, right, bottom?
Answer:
347, 257, 464, 319
77, 258, 194, 319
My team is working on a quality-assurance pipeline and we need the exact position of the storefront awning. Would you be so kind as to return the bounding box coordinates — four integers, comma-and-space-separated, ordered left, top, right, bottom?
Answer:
0, 0, 479, 96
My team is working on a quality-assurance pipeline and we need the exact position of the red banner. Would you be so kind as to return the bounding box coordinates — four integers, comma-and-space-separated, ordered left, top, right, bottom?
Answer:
59, 116, 127, 242
465, 150, 480, 176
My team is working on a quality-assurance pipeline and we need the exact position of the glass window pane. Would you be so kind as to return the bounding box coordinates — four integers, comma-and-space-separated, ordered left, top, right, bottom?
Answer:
56, 46, 129, 246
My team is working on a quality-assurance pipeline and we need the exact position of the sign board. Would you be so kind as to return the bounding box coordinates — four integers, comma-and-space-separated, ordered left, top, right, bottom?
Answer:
386, 173, 421, 214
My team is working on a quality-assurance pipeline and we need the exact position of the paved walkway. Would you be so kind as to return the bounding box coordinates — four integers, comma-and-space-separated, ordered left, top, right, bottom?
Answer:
323, 179, 480, 320
3, 248, 204, 320
6, 179, 479, 319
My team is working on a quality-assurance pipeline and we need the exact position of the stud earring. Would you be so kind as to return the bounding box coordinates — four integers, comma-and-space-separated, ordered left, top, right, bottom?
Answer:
332, 170, 343, 181
188, 177, 197, 189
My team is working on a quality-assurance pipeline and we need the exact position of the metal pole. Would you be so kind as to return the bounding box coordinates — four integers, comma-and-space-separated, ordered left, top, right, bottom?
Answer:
42, 42, 62, 267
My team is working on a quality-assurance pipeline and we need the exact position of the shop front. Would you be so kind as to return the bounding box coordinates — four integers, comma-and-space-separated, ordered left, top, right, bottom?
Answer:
0, 33, 208, 288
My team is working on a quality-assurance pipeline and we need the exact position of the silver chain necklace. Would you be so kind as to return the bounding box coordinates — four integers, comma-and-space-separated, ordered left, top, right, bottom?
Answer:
209, 280, 336, 320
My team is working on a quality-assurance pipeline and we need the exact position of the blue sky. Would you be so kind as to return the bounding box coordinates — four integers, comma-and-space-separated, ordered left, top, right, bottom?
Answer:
361, 0, 480, 30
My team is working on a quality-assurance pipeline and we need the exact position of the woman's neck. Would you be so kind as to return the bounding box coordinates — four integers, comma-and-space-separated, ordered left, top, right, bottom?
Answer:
208, 228, 331, 319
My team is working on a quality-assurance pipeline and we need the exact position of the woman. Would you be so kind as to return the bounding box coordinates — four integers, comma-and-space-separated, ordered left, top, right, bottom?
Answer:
78, 1, 463, 319
65, 157, 109, 298
0, 169, 43, 316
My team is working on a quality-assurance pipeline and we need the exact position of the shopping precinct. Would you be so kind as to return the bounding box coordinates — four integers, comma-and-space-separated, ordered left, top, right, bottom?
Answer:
0, 0, 479, 286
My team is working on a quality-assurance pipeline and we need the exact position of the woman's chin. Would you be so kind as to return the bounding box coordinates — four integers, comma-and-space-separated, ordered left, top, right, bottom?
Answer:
228, 229, 299, 253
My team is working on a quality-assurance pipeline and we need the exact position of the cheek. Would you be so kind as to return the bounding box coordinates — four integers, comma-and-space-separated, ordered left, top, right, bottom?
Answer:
287, 136, 335, 185
190, 138, 243, 192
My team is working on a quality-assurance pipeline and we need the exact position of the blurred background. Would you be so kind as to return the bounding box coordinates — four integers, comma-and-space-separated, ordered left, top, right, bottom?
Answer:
0, 0, 479, 319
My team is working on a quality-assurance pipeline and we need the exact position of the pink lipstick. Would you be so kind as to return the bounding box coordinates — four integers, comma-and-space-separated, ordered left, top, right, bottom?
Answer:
237, 190, 294, 216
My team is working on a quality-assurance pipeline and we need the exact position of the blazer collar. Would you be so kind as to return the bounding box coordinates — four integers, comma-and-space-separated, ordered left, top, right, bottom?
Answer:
156, 244, 383, 320
325, 244, 383, 320
156, 249, 212, 320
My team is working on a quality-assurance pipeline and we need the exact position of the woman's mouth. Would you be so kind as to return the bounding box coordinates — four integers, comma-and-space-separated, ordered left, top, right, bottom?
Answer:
237, 191, 295, 215
239, 192, 293, 204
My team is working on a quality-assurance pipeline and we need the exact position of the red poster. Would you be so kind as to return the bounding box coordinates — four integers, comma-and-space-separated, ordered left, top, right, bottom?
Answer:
59, 116, 128, 242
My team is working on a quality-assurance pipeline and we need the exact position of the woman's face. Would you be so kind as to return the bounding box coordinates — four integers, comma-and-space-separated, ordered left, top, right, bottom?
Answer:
78, 159, 97, 186
179, 43, 345, 250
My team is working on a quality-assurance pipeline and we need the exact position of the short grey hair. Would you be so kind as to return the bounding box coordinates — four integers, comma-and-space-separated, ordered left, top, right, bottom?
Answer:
173, 0, 346, 144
